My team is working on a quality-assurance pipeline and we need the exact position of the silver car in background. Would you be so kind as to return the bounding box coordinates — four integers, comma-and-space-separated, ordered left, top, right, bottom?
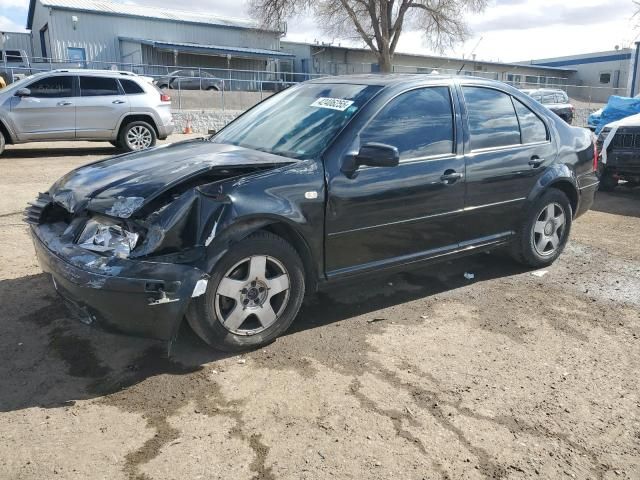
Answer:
155, 69, 223, 91
0, 69, 174, 155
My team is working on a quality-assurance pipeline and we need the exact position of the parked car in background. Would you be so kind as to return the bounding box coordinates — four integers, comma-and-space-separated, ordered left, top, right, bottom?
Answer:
0, 69, 174, 155
523, 88, 575, 124
596, 113, 640, 190
589, 94, 640, 133
155, 69, 223, 91
1, 49, 85, 85
26, 75, 598, 352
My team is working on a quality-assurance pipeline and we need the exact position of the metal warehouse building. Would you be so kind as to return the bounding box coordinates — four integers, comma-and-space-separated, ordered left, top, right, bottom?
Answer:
25, 0, 292, 77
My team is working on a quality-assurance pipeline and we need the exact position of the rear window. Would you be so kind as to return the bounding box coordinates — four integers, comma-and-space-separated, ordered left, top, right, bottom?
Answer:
80, 76, 120, 96
513, 99, 548, 144
120, 78, 145, 94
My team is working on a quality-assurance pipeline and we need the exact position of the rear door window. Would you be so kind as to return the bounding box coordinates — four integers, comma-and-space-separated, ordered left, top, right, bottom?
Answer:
120, 78, 145, 94
463, 86, 520, 150
27, 75, 74, 98
360, 86, 455, 160
80, 76, 120, 96
513, 99, 548, 144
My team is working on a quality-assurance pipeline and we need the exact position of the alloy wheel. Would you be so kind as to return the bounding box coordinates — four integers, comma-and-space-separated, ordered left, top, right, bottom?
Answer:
126, 125, 153, 150
214, 255, 291, 335
532, 202, 566, 257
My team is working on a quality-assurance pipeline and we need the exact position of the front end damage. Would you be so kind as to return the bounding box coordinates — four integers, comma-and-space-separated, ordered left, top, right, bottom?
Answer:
25, 145, 295, 341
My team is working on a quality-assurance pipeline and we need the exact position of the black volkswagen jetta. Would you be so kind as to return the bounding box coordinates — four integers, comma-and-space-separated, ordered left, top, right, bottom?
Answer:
26, 75, 599, 351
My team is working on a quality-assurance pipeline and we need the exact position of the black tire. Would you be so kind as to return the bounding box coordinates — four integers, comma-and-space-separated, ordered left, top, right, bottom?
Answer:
109, 140, 121, 149
158, 84, 168, 90
0, 130, 5, 156
598, 171, 618, 191
187, 231, 306, 351
118, 120, 157, 152
206, 86, 219, 91
511, 189, 572, 268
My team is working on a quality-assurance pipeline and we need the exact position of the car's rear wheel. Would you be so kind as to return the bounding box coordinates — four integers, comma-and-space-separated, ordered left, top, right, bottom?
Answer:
0, 130, 5, 156
511, 189, 572, 268
119, 121, 156, 152
206, 86, 219, 91
187, 231, 305, 351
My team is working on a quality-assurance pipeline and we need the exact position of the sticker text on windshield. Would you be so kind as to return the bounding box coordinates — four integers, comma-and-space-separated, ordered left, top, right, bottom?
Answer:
310, 97, 355, 111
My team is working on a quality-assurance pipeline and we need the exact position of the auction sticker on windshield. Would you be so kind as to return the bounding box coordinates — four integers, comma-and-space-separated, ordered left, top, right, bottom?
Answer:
310, 97, 355, 111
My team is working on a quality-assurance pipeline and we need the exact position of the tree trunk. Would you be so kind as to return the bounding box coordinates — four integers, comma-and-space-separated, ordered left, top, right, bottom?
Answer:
378, 52, 393, 73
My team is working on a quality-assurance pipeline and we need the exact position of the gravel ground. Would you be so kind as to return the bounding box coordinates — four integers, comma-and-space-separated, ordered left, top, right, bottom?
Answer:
0, 139, 639, 480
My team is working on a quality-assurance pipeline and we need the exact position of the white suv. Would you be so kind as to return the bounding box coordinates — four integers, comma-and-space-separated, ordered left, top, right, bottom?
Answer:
0, 69, 174, 155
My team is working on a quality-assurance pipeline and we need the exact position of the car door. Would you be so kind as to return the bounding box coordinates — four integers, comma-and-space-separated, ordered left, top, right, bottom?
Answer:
458, 85, 555, 244
8, 74, 76, 141
325, 85, 465, 277
75, 75, 130, 139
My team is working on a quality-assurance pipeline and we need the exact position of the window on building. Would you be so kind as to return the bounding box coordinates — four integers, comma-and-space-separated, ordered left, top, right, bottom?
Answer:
27, 76, 74, 98
513, 98, 548, 144
600, 72, 611, 84
120, 78, 145, 94
80, 76, 120, 96
67, 47, 86, 65
463, 86, 521, 150
360, 87, 455, 160
5, 50, 23, 63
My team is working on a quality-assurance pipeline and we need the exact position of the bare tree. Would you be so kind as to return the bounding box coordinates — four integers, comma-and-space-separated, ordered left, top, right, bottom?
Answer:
249, 0, 488, 73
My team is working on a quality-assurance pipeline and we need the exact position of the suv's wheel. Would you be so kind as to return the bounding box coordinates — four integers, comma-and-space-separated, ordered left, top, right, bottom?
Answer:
598, 171, 618, 191
512, 189, 572, 268
109, 140, 121, 149
119, 121, 156, 152
187, 231, 306, 351
0, 130, 5, 156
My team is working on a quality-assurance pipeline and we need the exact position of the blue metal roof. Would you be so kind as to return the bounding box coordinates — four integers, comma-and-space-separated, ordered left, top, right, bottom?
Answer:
121, 38, 294, 60
533, 53, 632, 68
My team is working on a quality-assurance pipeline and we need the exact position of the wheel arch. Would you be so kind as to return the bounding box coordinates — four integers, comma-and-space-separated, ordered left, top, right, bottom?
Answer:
527, 164, 579, 217
0, 118, 15, 144
546, 179, 578, 217
116, 113, 159, 138
205, 215, 319, 294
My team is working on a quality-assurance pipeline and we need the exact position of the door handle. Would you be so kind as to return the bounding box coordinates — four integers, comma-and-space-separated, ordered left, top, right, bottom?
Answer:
440, 171, 464, 185
57, 101, 72, 106
112, 100, 126, 104
529, 157, 544, 168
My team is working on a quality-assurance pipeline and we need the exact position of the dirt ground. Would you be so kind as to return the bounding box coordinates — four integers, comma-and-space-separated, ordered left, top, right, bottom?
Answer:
0, 139, 639, 480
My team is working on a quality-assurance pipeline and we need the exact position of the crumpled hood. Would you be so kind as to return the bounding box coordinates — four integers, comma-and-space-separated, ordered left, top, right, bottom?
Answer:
48, 139, 295, 217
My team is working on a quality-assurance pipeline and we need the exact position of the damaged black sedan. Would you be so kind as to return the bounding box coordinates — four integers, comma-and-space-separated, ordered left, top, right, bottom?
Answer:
26, 75, 599, 351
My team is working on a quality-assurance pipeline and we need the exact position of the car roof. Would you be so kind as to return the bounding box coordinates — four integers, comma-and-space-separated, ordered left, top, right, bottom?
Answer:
40, 69, 143, 78
308, 73, 463, 86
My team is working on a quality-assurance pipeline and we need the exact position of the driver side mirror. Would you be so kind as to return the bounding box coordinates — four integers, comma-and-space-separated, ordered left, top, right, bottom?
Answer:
15, 88, 31, 97
342, 142, 400, 177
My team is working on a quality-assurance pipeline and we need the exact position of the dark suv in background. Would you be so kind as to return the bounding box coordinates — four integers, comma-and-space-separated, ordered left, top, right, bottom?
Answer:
27, 75, 598, 352
523, 88, 575, 124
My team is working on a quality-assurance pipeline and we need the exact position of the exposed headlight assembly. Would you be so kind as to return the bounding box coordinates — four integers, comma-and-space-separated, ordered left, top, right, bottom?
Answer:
78, 218, 139, 258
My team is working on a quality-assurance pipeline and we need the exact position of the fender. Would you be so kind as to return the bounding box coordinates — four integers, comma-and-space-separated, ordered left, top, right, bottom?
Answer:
525, 162, 579, 214
114, 111, 160, 136
0, 116, 18, 143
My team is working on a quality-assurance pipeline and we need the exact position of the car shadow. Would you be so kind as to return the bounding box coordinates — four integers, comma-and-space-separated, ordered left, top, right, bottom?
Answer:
2, 145, 119, 158
592, 186, 640, 218
0, 252, 528, 414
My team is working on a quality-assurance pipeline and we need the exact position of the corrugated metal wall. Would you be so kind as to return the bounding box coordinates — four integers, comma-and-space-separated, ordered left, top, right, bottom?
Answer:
1, 32, 33, 56
29, 1, 281, 65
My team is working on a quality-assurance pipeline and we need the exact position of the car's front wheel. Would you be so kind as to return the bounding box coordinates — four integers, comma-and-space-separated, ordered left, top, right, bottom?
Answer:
512, 189, 572, 268
119, 121, 157, 152
187, 231, 306, 351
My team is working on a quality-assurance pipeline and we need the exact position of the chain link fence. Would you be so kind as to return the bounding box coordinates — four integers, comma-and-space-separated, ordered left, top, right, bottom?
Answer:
1, 55, 630, 128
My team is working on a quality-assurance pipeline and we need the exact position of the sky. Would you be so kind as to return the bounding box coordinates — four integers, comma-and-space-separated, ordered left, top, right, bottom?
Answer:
0, 0, 638, 62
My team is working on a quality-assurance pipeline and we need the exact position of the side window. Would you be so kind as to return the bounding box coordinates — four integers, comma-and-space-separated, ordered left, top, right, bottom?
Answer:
463, 86, 520, 150
360, 86, 455, 160
513, 99, 548, 144
80, 76, 120, 96
27, 76, 73, 98
120, 79, 145, 94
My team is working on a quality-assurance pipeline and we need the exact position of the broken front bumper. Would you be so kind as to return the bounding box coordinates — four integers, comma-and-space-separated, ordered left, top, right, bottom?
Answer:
30, 223, 208, 341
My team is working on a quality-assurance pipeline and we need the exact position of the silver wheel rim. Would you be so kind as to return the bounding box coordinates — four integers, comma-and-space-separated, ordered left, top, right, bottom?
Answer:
532, 202, 566, 257
126, 125, 153, 150
214, 255, 291, 336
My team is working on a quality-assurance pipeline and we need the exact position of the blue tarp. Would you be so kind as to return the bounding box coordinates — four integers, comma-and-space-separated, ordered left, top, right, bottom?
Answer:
592, 96, 640, 134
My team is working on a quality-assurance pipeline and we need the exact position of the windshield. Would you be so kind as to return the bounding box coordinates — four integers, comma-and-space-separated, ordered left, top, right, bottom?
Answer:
211, 83, 382, 160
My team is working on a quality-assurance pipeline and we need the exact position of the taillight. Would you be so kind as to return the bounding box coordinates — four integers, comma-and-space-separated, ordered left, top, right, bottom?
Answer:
593, 142, 598, 172
160, 93, 171, 102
